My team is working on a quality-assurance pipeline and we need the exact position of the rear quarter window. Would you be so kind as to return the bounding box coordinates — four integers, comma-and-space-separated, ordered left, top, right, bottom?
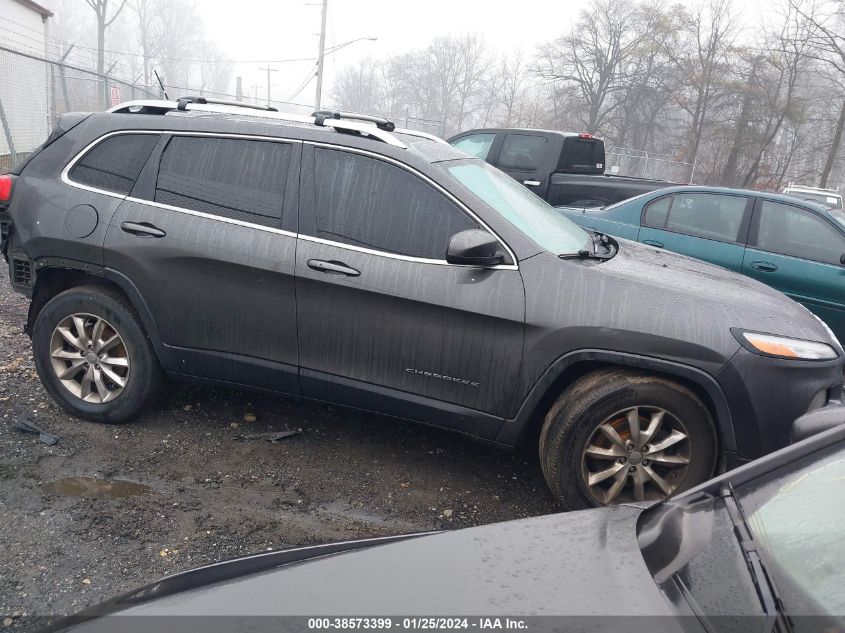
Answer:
68, 133, 159, 195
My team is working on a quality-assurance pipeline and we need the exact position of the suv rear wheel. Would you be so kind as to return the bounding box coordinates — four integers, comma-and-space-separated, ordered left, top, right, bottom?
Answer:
539, 369, 716, 508
32, 285, 161, 423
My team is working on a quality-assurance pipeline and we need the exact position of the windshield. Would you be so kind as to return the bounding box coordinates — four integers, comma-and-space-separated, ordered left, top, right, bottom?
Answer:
739, 444, 845, 623
442, 159, 590, 254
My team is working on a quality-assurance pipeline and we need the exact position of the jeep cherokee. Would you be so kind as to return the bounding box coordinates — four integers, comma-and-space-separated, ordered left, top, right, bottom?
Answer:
1, 98, 842, 508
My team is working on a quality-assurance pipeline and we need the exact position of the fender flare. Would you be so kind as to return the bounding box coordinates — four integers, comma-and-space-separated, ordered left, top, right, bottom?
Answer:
27, 261, 173, 369
102, 267, 172, 367
497, 349, 737, 454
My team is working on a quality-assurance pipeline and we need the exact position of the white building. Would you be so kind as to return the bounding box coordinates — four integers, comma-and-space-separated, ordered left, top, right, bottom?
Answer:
0, 0, 53, 171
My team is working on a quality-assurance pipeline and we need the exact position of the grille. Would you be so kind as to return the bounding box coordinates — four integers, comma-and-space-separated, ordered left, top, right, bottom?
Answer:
12, 257, 32, 287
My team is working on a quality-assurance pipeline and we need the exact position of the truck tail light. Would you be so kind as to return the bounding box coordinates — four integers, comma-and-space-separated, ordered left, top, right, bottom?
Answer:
579, 133, 593, 139
0, 175, 12, 203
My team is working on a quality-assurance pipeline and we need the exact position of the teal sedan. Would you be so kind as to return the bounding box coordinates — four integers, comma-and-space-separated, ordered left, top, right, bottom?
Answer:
559, 185, 845, 341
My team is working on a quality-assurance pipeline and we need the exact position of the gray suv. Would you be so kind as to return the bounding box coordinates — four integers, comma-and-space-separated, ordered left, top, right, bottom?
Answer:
2, 98, 843, 508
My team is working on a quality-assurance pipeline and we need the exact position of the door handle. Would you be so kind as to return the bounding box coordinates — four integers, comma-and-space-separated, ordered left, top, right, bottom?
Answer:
751, 261, 778, 272
523, 180, 541, 186
307, 259, 360, 277
120, 221, 166, 238
642, 239, 664, 248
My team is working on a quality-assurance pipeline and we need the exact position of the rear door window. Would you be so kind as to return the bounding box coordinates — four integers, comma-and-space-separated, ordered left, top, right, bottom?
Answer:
308, 148, 477, 260
754, 200, 845, 265
644, 193, 748, 243
450, 133, 496, 161
68, 133, 159, 195
497, 134, 547, 171
154, 136, 291, 228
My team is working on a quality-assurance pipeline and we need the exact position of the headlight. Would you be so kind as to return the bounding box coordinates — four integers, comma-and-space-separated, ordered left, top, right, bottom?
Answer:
738, 331, 839, 360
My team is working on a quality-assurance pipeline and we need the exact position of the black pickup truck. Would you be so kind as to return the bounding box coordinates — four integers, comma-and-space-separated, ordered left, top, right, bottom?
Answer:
447, 128, 671, 207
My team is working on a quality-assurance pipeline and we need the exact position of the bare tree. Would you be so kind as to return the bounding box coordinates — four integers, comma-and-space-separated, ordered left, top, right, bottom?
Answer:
130, 0, 159, 87
332, 58, 385, 113
666, 0, 739, 181
84, 0, 128, 105
790, 0, 845, 186
496, 52, 532, 126
537, 0, 647, 134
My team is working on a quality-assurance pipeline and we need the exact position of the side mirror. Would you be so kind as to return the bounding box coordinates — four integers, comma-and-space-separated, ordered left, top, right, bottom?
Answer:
446, 229, 504, 267
840, 253, 845, 266
791, 406, 845, 443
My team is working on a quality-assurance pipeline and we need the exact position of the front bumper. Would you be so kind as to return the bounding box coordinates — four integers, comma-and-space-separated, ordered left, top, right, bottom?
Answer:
716, 347, 844, 460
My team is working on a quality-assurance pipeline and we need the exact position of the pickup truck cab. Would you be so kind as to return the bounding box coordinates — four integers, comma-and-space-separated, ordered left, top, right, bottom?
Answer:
447, 127, 669, 207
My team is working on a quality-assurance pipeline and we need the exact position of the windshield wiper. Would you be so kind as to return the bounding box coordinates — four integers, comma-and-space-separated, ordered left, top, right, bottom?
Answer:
558, 231, 617, 261
721, 484, 792, 632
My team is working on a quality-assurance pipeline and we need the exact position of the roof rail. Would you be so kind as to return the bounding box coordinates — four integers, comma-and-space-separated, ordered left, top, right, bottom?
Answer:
395, 127, 449, 145
107, 99, 407, 149
312, 110, 395, 132
177, 96, 278, 112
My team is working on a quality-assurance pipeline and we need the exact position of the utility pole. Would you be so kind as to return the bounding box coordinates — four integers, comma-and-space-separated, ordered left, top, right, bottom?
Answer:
259, 66, 277, 106
314, 0, 328, 110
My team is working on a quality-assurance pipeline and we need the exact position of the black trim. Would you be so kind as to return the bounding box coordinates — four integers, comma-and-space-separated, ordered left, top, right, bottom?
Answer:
165, 345, 300, 395
499, 349, 737, 452
300, 368, 507, 444
730, 327, 841, 362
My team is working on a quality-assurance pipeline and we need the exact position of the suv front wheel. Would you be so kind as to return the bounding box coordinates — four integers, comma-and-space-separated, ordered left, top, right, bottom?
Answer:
32, 285, 162, 423
539, 369, 716, 508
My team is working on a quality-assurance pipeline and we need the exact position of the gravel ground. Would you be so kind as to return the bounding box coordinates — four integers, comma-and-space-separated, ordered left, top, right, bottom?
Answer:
0, 270, 559, 630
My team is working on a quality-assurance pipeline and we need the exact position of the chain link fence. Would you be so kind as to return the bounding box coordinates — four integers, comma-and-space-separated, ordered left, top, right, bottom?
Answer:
0, 41, 448, 175
605, 145, 694, 183
0, 44, 160, 172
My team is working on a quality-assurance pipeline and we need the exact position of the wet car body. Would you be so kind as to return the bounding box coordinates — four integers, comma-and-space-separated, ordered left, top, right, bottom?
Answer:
47, 419, 845, 632
2, 102, 843, 506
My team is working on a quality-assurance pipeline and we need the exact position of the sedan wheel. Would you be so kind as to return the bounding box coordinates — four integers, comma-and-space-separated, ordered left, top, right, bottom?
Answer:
49, 313, 131, 404
582, 406, 691, 505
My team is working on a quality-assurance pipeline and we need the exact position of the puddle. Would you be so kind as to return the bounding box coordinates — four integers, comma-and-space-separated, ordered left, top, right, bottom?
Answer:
42, 477, 151, 498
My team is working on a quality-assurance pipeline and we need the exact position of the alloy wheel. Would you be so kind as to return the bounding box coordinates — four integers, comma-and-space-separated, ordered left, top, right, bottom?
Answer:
581, 406, 691, 505
49, 313, 130, 404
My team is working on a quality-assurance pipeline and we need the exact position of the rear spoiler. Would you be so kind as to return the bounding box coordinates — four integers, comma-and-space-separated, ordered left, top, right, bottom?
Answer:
9, 112, 91, 175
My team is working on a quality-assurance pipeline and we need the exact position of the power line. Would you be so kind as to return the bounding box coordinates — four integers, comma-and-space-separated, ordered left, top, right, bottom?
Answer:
0, 15, 317, 65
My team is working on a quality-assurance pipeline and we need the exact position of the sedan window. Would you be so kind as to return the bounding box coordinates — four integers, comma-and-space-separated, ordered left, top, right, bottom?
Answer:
644, 193, 748, 242
755, 200, 845, 266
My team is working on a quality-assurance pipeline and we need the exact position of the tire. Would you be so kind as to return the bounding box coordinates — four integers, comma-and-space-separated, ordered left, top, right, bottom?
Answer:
539, 368, 716, 509
32, 284, 162, 423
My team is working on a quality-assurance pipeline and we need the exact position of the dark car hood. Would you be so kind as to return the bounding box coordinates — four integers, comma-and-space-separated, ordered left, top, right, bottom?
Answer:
601, 239, 831, 340
56, 506, 679, 629
519, 239, 837, 378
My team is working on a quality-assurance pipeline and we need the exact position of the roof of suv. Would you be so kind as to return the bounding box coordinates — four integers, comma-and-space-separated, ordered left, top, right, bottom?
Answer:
102, 99, 467, 164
